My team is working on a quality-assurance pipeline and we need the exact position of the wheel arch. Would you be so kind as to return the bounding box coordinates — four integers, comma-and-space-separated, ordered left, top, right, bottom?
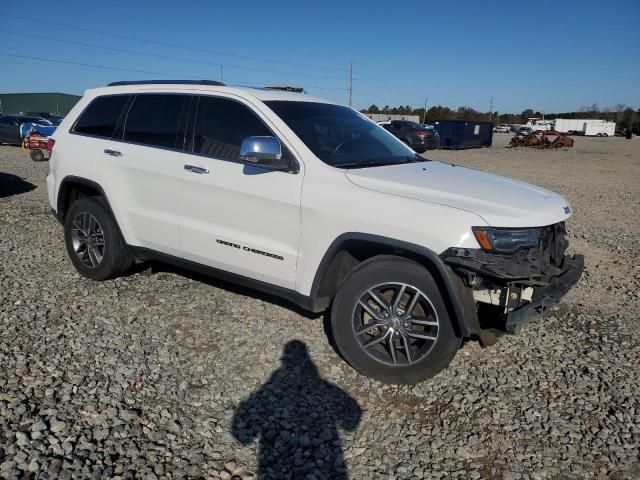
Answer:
310, 233, 471, 338
57, 176, 115, 223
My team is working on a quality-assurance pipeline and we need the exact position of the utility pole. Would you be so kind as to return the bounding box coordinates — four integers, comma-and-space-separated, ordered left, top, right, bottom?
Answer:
489, 96, 493, 122
348, 60, 353, 107
423, 96, 429, 124
220, 65, 224, 83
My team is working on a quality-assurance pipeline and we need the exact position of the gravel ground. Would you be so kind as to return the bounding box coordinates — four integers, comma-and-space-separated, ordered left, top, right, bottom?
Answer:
1, 135, 639, 480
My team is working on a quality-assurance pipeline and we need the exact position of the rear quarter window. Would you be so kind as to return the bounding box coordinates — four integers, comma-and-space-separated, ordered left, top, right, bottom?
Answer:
72, 95, 130, 138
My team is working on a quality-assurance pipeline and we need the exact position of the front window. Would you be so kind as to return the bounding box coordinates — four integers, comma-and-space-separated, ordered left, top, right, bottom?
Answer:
266, 101, 424, 168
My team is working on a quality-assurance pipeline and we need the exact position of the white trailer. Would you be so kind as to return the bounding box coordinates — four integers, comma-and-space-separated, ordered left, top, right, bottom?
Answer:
584, 121, 615, 137
525, 118, 554, 131
554, 118, 605, 134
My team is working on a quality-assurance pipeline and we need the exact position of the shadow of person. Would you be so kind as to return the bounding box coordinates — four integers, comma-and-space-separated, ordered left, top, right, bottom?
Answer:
0, 172, 36, 198
232, 340, 362, 480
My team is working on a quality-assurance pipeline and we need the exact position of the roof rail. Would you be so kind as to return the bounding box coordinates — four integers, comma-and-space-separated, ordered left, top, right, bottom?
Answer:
107, 80, 225, 87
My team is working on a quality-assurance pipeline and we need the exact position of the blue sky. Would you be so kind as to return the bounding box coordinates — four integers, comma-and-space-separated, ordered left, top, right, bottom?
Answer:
1, 0, 638, 113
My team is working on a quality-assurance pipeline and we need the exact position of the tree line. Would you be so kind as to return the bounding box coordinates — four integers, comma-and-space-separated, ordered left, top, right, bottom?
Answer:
362, 104, 640, 133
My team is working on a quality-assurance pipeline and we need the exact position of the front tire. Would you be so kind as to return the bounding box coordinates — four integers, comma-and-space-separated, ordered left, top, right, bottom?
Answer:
330, 256, 461, 384
64, 197, 133, 280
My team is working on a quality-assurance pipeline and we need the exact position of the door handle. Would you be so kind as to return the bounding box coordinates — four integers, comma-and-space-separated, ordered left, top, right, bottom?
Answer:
184, 164, 209, 174
104, 149, 122, 157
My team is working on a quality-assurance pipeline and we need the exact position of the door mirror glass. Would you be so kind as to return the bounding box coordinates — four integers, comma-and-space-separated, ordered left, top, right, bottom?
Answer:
239, 136, 289, 170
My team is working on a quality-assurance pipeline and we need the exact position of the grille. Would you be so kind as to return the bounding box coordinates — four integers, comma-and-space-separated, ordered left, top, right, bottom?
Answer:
540, 222, 568, 267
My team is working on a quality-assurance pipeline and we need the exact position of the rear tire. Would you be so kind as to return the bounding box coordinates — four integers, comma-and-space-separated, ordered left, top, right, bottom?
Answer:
330, 256, 461, 384
64, 197, 133, 280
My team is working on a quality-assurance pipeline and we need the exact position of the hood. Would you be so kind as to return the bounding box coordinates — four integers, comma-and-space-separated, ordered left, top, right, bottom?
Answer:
345, 161, 571, 227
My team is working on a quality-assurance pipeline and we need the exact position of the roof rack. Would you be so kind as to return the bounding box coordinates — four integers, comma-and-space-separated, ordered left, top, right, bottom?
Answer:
264, 85, 304, 93
107, 80, 225, 87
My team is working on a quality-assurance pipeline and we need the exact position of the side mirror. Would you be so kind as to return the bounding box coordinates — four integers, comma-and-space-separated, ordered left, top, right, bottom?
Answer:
239, 136, 290, 171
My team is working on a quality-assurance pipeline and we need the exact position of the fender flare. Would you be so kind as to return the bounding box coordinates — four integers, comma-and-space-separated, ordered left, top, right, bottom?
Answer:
56, 175, 115, 222
310, 233, 471, 338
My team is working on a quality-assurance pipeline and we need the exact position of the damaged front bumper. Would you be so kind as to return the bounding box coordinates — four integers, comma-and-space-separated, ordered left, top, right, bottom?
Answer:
441, 223, 584, 334
504, 253, 583, 333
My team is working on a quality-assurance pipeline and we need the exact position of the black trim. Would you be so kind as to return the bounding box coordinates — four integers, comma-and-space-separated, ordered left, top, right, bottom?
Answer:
310, 233, 471, 337
56, 176, 114, 221
130, 247, 314, 311
505, 254, 584, 332
108, 80, 225, 87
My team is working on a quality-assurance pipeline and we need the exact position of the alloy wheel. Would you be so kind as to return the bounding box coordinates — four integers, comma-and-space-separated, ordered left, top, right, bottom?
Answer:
352, 282, 440, 366
71, 212, 105, 268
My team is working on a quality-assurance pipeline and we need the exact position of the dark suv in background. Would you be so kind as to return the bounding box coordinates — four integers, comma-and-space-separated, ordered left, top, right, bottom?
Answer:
381, 120, 439, 152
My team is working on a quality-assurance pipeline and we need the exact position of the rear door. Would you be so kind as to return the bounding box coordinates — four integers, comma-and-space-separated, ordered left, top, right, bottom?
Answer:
178, 95, 303, 289
93, 93, 189, 257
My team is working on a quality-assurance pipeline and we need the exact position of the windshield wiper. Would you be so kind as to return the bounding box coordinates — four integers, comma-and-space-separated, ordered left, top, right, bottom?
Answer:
332, 161, 378, 169
333, 156, 428, 169
403, 155, 428, 163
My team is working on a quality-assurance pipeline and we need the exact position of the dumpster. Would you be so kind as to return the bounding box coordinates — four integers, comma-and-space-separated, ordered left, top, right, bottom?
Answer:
433, 120, 493, 149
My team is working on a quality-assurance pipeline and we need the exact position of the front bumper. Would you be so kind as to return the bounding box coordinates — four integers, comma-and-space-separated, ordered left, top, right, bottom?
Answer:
504, 254, 584, 333
442, 223, 584, 335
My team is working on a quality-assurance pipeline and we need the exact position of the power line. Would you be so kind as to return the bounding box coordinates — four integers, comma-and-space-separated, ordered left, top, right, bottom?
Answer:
0, 30, 348, 81
0, 53, 350, 93
0, 52, 199, 78
3, 14, 348, 73
354, 76, 424, 99
355, 73, 470, 106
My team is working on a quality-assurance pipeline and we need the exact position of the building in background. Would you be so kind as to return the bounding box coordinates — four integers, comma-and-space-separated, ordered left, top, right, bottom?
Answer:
365, 113, 421, 123
0, 93, 81, 116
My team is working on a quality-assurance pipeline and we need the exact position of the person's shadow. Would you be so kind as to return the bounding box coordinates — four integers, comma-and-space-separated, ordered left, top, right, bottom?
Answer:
232, 340, 362, 480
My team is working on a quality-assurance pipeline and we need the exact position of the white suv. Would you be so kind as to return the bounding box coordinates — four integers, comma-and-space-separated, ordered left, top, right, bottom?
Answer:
47, 80, 583, 384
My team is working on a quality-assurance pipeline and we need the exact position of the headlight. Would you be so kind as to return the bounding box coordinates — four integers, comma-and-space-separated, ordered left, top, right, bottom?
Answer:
472, 227, 540, 253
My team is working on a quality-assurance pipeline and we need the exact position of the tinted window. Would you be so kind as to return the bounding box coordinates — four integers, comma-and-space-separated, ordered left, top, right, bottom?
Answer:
193, 96, 271, 161
124, 94, 187, 149
74, 95, 130, 138
266, 101, 419, 168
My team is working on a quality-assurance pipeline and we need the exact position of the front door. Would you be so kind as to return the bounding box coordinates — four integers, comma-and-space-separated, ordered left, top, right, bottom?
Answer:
179, 95, 302, 290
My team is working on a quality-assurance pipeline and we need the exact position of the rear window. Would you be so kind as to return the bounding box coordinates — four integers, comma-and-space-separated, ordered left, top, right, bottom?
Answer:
123, 94, 187, 149
73, 95, 130, 138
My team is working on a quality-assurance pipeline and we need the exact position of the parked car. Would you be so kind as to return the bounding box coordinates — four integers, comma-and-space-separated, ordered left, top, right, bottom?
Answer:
0, 114, 53, 145
47, 80, 583, 384
26, 112, 65, 125
493, 124, 510, 133
516, 126, 534, 136
381, 120, 439, 152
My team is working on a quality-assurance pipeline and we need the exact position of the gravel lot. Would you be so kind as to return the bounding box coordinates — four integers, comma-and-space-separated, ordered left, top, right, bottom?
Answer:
1, 135, 639, 480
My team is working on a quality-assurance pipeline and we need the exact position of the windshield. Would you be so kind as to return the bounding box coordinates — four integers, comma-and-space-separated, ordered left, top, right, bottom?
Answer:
265, 101, 424, 168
